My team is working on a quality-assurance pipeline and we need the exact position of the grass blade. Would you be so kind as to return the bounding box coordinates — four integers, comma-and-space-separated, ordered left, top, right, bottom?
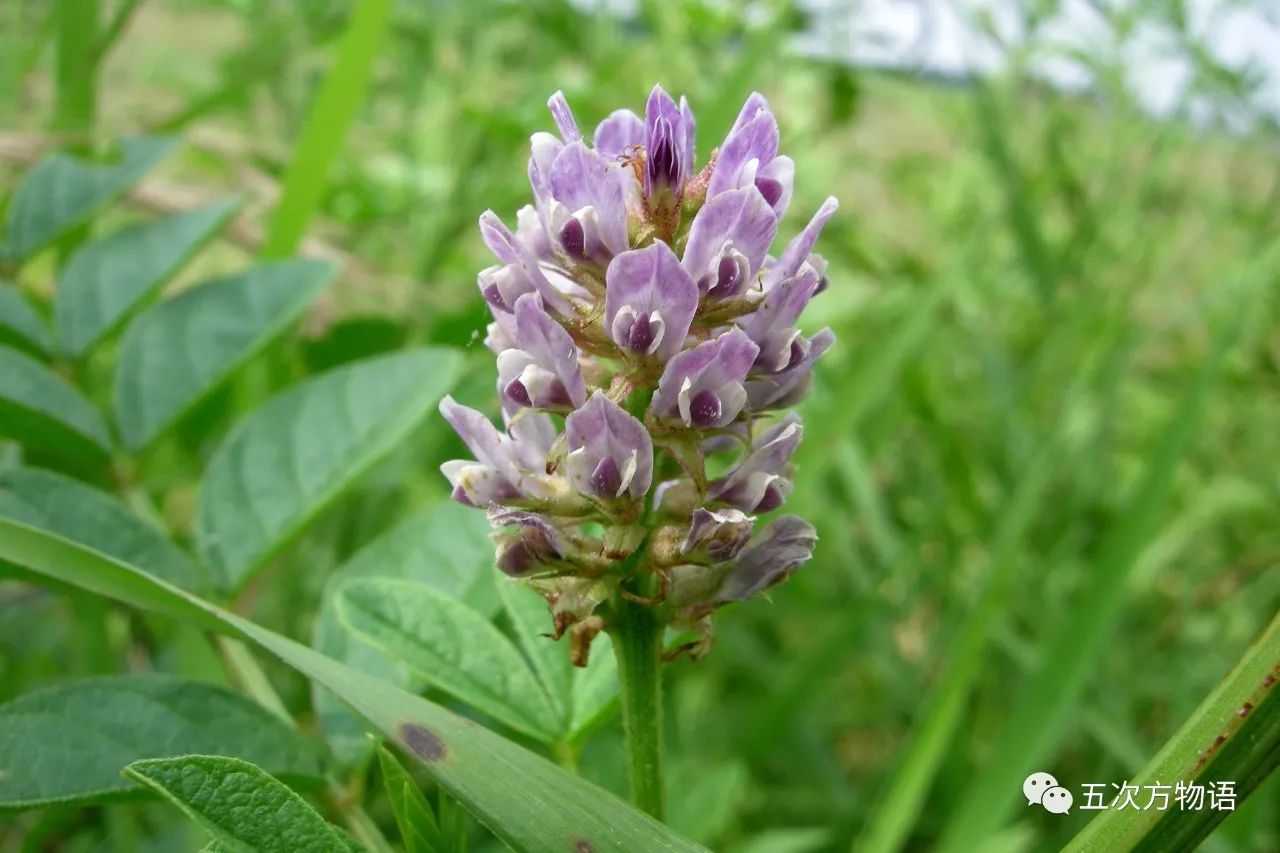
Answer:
260, 0, 393, 258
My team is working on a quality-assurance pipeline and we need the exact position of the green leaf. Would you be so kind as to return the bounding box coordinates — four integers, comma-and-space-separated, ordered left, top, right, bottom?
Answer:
378, 745, 448, 853
1064, 611, 1280, 852
0, 283, 52, 356
314, 500, 496, 766
336, 578, 562, 742
55, 196, 244, 357
196, 349, 460, 591
4, 136, 178, 262
123, 755, 351, 852
0, 346, 111, 458
0, 518, 709, 852
0, 467, 205, 592
114, 258, 334, 449
496, 583, 618, 740
570, 631, 619, 740
0, 675, 323, 809
498, 580, 572, 729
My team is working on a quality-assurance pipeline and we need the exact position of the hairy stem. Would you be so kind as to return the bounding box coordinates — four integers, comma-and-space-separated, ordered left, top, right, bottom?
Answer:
609, 595, 666, 820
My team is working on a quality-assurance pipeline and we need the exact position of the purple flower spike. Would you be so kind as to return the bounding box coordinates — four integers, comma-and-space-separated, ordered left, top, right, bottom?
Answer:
547, 91, 581, 142
709, 415, 803, 512
451, 88, 837, 656
717, 515, 816, 602
604, 241, 698, 361
594, 109, 646, 160
547, 142, 630, 262
682, 187, 777, 299
682, 507, 754, 563
497, 294, 587, 411
479, 210, 574, 317
645, 85, 693, 197
651, 327, 760, 429
565, 392, 654, 501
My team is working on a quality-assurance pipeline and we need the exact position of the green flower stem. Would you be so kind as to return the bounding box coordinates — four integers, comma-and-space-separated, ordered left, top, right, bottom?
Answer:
609, 595, 666, 820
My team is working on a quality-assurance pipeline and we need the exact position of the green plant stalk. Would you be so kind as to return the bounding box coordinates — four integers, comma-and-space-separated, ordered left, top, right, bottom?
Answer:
261, 0, 393, 258
1065, 611, 1280, 852
53, 0, 99, 148
609, 596, 666, 820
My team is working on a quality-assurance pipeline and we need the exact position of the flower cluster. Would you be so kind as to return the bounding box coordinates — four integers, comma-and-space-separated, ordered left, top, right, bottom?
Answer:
441, 86, 836, 663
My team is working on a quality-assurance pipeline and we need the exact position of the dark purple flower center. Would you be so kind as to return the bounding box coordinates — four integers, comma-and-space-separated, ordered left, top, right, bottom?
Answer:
504, 378, 532, 407
498, 541, 533, 576
648, 117, 680, 192
545, 379, 572, 408
450, 483, 475, 507
627, 313, 655, 353
590, 456, 623, 497
785, 338, 806, 370
815, 273, 830, 295
708, 255, 742, 299
481, 283, 505, 309
755, 482, 784, 513
560, 217, 587, 259
755, 176, 783, 207
689, 389, 723, 428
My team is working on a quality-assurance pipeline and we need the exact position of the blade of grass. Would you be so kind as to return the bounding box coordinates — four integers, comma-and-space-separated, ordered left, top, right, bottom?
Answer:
935, 277, 1254, 853
1065, 611, 1280, 852
53, 0, 99, 148
260, 0, 393, 258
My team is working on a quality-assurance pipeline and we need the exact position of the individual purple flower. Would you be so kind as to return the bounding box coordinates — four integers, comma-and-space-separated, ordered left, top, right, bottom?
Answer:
682, 186, 777, 300
709, 415, 803, 512
761, 196, 839, 292
682, 507, 754, 563
604, 241, 698, 361
546, 142, 630, 263
716, 515, 816, 602
565, 392, 653, 501
644, 85, 694, 198
478, 210, 573, 317
651, 327, 759, 429
438, 396, 554, 506
488, 507, 571, 577
497, 293, 586, 412
745, 328, 834, 410
707, 93, 795, 217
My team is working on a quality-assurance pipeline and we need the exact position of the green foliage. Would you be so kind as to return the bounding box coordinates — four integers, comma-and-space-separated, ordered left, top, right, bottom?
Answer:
377, 745, 453, 853
56, 197, 244, 357
124, 755, 354, 852
3, 136, 176, 262
337, 578, 564, 742
0, 519, 710, 853
0, 675, 323, 809
0, 283, 52, 355
0, 346, 111, 458
114, 257, 334, 449
196, 349, 460, 590
0, 466, 206, 592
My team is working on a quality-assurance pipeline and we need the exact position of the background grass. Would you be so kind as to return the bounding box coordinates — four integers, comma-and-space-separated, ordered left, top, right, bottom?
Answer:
1, 1, 1278, 851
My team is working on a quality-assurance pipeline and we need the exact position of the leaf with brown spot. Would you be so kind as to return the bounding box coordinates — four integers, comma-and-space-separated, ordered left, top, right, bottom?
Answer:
0, 518, 710, 853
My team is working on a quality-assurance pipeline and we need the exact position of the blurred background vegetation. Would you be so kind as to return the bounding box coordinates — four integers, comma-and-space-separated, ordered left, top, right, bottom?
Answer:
1, 0, 1278, 851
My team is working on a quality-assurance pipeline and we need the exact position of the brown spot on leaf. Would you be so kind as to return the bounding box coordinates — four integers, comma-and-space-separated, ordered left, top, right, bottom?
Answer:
1238, 702, 1253, 718
573, 841, 595, 853
399, 723, 447, 762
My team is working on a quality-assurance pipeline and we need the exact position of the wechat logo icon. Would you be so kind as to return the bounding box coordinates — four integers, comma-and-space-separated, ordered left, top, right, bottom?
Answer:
1024, 771, 1073, 814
